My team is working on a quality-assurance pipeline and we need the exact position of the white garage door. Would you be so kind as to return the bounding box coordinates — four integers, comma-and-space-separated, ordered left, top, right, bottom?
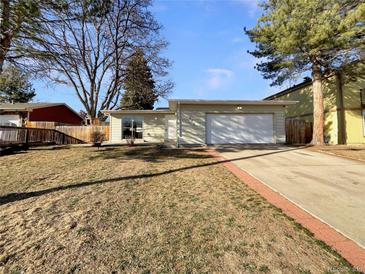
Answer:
206, 114, 274, 144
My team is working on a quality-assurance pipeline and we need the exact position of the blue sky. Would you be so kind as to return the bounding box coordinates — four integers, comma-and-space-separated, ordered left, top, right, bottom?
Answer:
33, 0, 291, 112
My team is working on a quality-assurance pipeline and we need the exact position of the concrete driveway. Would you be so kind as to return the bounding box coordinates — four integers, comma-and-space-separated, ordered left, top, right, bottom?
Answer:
216, 145, 365, 248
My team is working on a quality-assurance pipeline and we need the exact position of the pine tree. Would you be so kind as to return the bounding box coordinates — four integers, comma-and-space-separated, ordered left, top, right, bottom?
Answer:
0, 65, 35, 103
245, 0, 365, 145
120, 49, 157, 110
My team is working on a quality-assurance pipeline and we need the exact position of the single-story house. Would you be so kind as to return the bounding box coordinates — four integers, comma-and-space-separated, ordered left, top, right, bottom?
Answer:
0, 103, 83, 127
102, 99, 296, 146
264, 73, 365, 144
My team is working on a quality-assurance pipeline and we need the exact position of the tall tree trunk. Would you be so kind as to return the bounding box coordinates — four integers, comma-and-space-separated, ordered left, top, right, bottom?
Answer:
311, 61, 324, 145
87, 106, 99, 125
335, 71, 346, 144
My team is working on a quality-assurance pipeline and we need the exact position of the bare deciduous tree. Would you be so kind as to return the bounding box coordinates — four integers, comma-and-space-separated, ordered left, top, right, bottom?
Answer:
26, 0, 171, 121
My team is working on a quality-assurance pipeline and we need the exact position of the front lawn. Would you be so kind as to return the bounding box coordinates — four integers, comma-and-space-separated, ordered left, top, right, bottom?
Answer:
0, 145, 357, 273
308, 145, 365, 162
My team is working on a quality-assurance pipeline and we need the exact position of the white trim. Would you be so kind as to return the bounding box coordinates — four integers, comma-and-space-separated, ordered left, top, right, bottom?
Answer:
168, 99, 298, 105
102, 110, 174, 114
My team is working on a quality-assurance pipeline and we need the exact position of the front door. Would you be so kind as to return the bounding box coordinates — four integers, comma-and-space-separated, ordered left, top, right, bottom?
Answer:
166, 116, 176, 140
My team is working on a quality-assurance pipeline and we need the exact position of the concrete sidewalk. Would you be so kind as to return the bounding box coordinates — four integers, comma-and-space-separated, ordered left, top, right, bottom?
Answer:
216, 145, 365, 248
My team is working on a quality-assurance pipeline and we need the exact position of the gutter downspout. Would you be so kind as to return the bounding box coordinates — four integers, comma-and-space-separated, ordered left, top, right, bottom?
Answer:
177, 102, 181, 148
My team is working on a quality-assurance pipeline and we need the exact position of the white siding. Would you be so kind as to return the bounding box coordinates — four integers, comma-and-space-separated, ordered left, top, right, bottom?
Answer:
143, 115, 166, 143
165, 114, 177, 140
110, 114, 122, 142
108, 104, 287, 145
109, 113, 174, 143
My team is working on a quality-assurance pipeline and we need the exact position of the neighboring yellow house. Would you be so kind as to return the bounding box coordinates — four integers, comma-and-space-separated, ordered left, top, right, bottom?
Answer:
264, 74, 365, 144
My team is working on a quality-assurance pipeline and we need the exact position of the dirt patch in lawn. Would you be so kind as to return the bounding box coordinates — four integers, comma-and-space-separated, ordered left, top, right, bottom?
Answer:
308, 145, 365, 162
0, 145, 359, 273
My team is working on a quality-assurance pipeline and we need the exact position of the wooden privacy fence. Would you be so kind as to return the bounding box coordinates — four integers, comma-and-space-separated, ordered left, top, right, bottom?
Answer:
55, 126, 109, 143
26, 123, 110, 143
285, 119, 313, 144
26, 121, 71, 129
0, 126, 84, 148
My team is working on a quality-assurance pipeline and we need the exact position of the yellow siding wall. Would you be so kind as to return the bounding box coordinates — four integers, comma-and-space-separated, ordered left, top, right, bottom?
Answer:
178, 104, 286, 145
345, 109, 365, 144
270, 74, 365, 144
324, 111, 338, 144
277, 78, 338, 121
342, 76, 365, 144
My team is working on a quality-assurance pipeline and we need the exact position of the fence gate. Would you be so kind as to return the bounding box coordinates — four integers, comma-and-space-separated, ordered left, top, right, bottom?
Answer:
285, 119, 313, 144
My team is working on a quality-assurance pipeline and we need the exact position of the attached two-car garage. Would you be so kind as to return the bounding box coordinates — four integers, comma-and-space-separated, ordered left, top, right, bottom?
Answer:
206, 114, 274, 144
105, 100, 295, 146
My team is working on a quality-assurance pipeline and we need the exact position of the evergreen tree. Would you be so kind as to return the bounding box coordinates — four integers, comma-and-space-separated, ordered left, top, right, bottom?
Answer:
120, 49, 157, 110
245, 0, 365, 145
0, 65, 35, 103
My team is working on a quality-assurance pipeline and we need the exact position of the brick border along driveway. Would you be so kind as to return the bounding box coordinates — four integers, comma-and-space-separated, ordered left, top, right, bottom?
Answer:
209, 150, 365, 273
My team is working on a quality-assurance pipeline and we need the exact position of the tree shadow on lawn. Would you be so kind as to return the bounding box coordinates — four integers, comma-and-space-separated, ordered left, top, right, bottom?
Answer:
0, 146, 305, 206
88, 145, 212, 163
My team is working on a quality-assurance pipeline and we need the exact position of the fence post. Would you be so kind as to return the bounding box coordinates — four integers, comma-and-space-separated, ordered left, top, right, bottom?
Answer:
24, 128, 29, 149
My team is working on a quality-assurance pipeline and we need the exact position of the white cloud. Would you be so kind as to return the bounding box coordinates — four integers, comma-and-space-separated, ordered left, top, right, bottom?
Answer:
150, 1, 168, 13
232, 37, 245, 43
205, 68, 234, 90
234, 0, 260, 17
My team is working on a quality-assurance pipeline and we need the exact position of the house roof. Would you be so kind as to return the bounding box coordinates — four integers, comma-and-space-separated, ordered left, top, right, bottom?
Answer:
168, 99, 297, 111
168, 99, 298, 105
263, 79, 313, 100
102, 99, 297, 114
0, 102, 82, 119
102, 109, 175, 114
0, 102, 66, 111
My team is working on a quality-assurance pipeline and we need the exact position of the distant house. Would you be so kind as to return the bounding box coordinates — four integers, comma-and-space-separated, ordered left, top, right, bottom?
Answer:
0, 103, 83, 127
264, 74, 365, 144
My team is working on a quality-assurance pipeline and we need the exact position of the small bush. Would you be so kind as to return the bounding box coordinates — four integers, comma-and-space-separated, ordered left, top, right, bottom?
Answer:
90, 130, 105, 146
126, 136, 135, 146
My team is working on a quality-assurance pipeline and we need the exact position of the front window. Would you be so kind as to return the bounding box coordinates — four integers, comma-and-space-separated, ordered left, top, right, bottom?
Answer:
122, 116, 143, 139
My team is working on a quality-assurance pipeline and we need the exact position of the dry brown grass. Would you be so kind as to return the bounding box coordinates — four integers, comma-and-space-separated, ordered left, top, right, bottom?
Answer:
0, 145, 358, 273
308, 145, 365, 162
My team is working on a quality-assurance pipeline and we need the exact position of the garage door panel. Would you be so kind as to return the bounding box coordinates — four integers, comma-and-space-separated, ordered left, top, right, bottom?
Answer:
207, 114, 274, 144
